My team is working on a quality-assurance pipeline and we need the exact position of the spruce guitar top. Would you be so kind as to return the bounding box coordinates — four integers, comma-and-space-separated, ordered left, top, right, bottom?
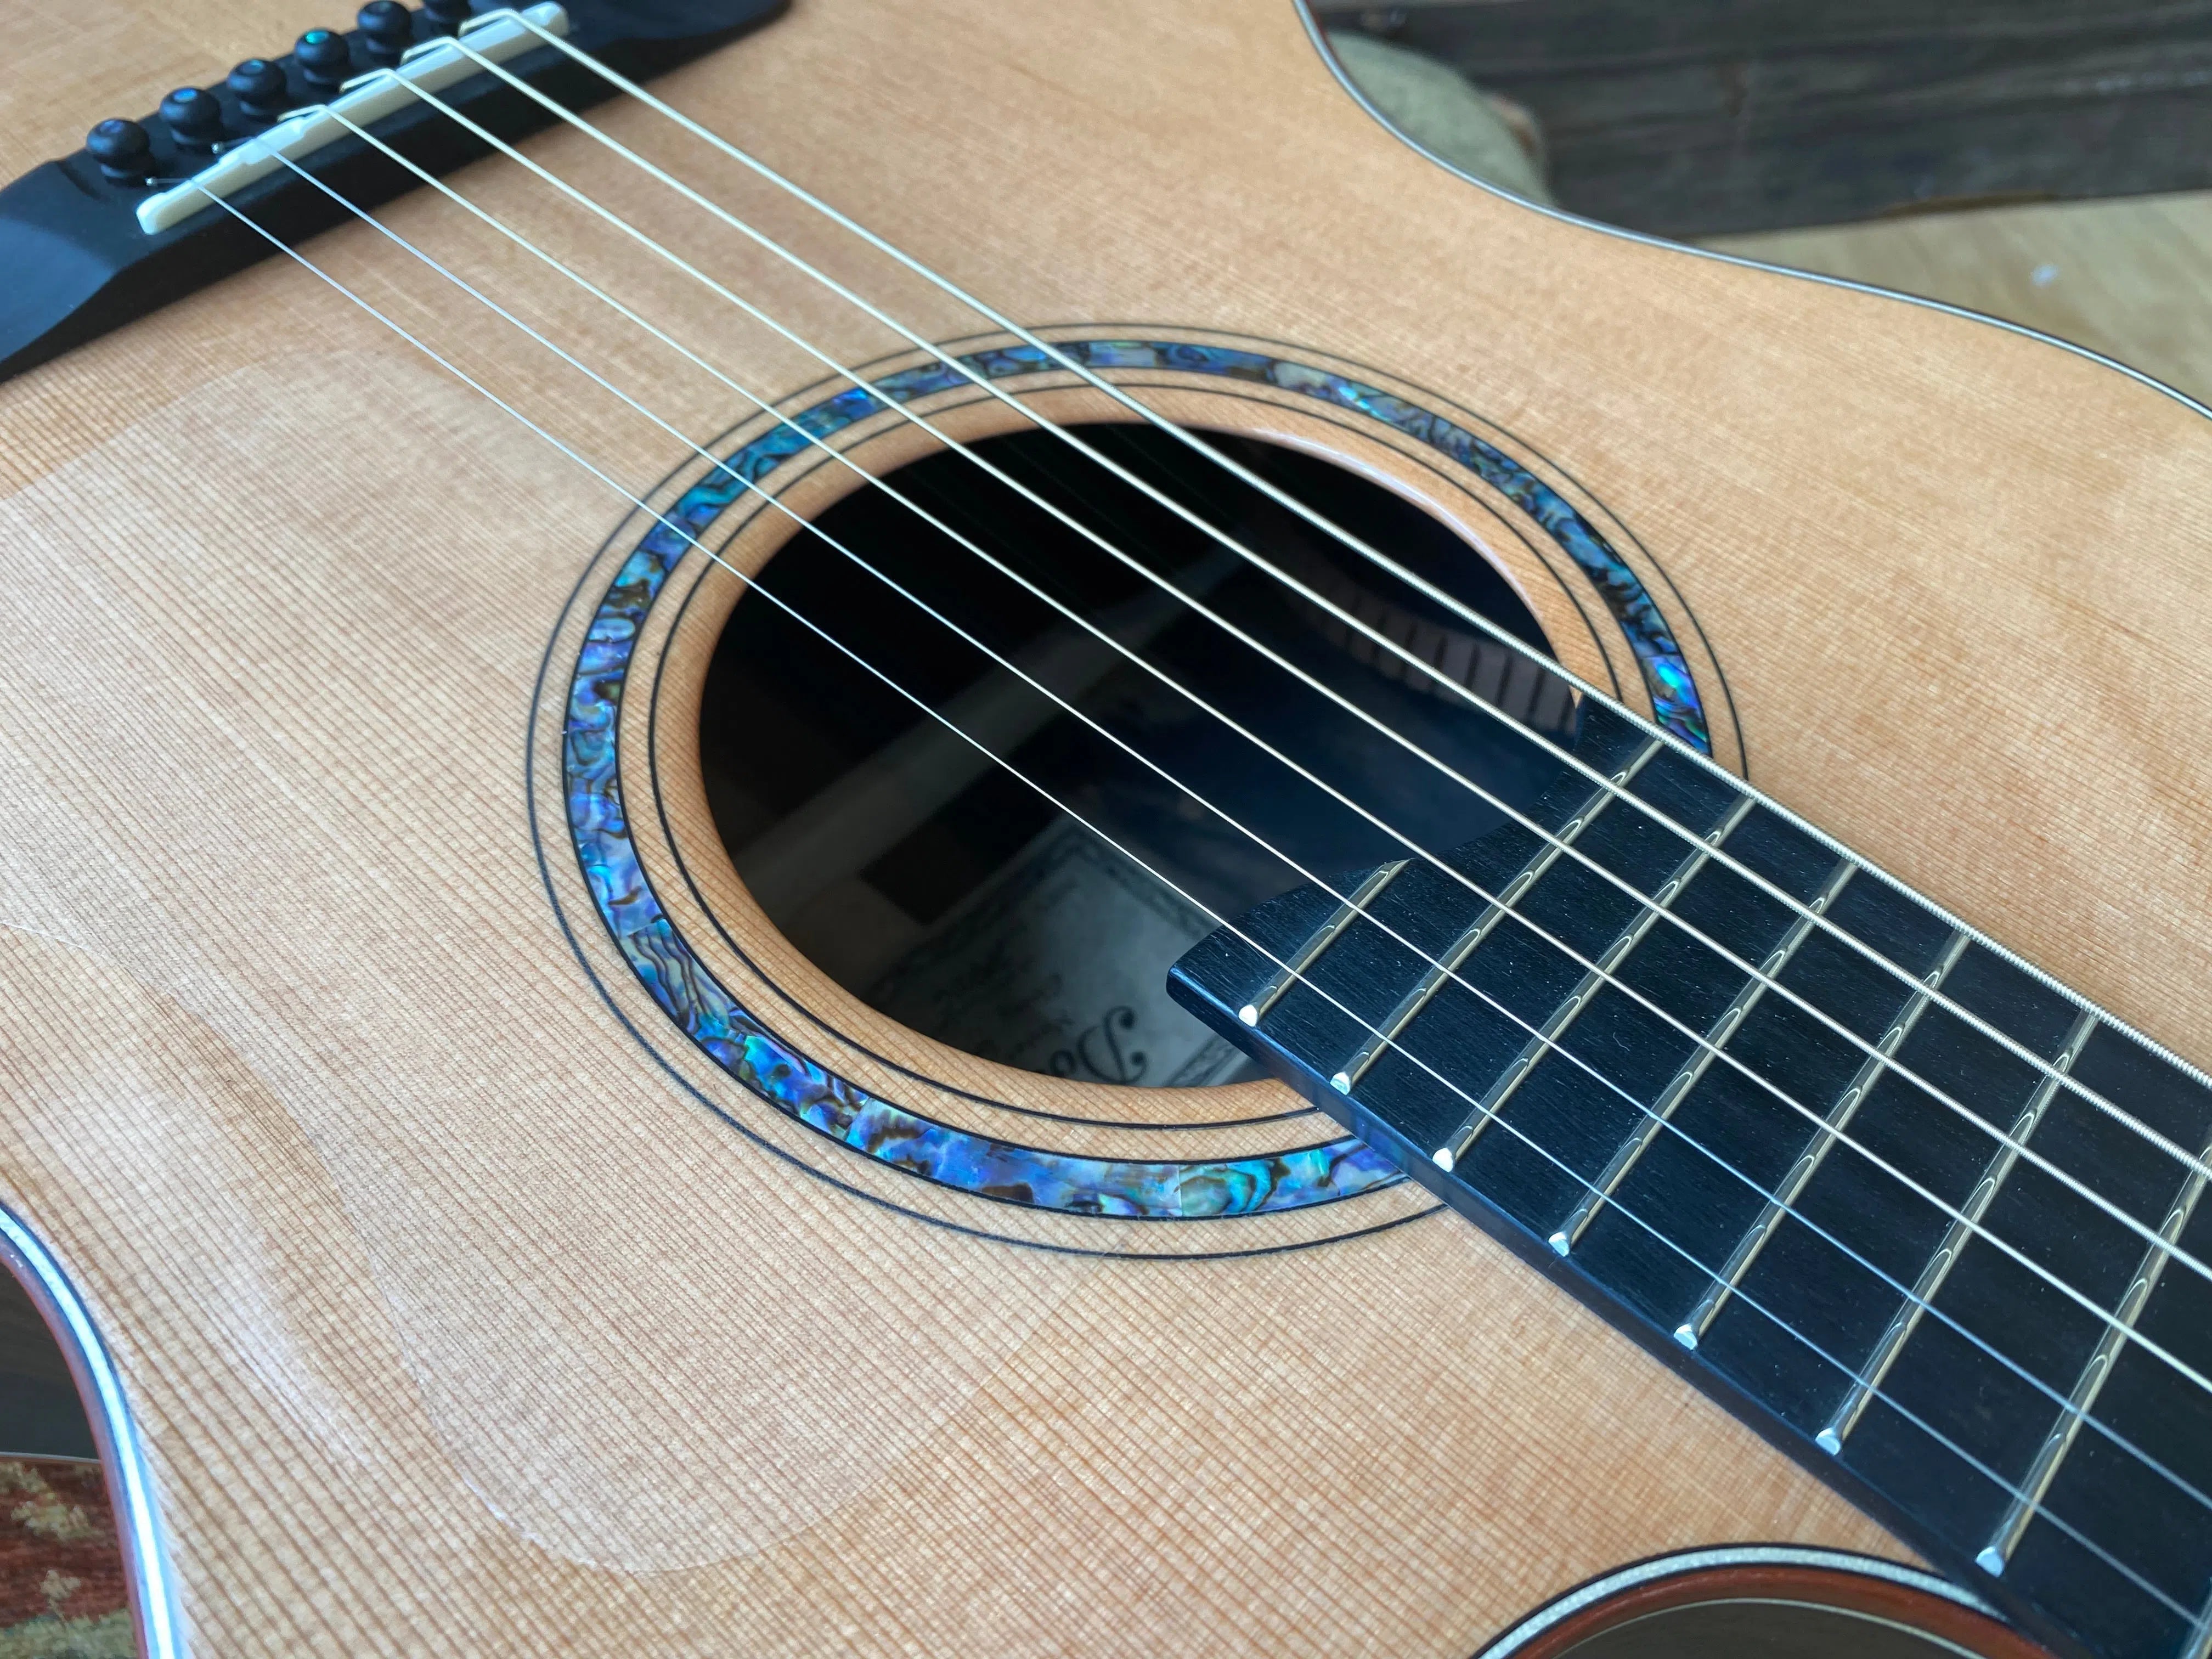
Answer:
0, 1, 2207, 1656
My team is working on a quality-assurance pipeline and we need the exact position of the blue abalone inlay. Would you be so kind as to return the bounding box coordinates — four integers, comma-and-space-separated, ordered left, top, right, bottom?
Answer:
565, 338, 1703, 1218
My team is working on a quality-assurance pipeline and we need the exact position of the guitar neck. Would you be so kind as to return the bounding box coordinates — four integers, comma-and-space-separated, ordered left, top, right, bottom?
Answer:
1171, 702, 2212, 1659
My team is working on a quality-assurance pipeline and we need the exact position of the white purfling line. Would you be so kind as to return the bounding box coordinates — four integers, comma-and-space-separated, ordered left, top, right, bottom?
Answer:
493, 8, 2212, 1206
1551, 855, 1858, 1257
1471, 1546, 1999, 1658
1677, 929, 1976, 1349
0, 1204, 184, 1658
1819, 1008, 2101, 1455
191, 184, 2208, 1629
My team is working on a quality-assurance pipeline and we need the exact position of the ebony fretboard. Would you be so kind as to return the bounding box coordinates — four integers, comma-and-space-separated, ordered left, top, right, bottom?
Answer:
1170, 704, 2212, 1659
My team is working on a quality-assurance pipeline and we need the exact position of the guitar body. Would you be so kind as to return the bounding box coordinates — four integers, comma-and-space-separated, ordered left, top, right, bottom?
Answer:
1, 0, 2208, 1652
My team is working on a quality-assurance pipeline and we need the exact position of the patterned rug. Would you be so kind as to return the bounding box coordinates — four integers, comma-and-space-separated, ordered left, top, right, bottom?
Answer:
0, 1460, 129, 1658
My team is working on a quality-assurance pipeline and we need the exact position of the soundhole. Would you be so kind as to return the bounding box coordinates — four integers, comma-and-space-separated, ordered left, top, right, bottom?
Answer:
700, 425, 1572, 1088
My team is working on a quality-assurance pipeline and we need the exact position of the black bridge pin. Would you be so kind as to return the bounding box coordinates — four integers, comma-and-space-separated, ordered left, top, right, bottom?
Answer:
357, 1, 416, 60
157, 86, 225, 149
422, 0, 472, 31
84, 117, 151, 184
227, 58, 291, 122
294, 26, 355, 91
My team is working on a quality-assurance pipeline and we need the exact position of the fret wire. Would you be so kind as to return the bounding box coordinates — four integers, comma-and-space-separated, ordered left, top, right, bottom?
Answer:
1431, 790, 1757, 1173
1977, 1125, 2212, 1577
1675, 928, 1977, 1348
407, 26, 2212, 1368
1236, 860, 1409, 1028
1329, 742, 1661, 1092
490, 13, 2212, 1240
1550, 855, 1858, 1257
1818, 1008, 2101, 1455
208, 183, 2212, 1639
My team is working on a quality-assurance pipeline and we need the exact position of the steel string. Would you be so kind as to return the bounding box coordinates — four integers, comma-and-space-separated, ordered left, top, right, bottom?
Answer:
409, 28, 2212, 1329
475, 13, 2212, 1203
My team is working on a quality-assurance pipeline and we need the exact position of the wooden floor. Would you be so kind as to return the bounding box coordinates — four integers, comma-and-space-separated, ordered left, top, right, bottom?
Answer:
1705, 191, 2212, 407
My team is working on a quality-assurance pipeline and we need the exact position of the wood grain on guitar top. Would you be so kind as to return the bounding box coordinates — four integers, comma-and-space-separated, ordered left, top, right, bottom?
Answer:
0, 0, 2206, 1652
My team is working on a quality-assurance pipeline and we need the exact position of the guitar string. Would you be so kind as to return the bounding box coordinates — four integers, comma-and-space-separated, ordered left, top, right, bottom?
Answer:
410, 28, 2212, 1323
477, 13, 2212, 1194
323, 46, 2212, 1428
243, 147, 2212, 1555
313, 54, 2212, 1341
246, 71, 2212, 1531
188, 185, 2212, 1620
275, 102, 2212, 1451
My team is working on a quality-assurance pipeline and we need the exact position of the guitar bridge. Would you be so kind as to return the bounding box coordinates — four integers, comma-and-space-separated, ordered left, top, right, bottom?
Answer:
0, 0, 784, 383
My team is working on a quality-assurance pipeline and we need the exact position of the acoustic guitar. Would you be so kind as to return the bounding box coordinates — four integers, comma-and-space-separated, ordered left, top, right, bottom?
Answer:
1, 1, 2207, 1655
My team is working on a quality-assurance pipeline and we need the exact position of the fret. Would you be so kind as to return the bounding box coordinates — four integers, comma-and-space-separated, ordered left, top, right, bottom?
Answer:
1816, 1008, 2101, 1455
1974, 1126, 2212, 1579
1234, 858, 1407, 1027
1167, 712, 2212, 1659
1329, 738, 1665, 1094
1548, 853, 1858, 1256
1431, 788, 1757, 1173
1674, 926, 1976, 1349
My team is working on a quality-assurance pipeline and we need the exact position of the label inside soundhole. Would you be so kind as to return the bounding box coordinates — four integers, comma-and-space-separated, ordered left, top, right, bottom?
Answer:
700, 423, 1570, 1087
868, 820, 1251, 1087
